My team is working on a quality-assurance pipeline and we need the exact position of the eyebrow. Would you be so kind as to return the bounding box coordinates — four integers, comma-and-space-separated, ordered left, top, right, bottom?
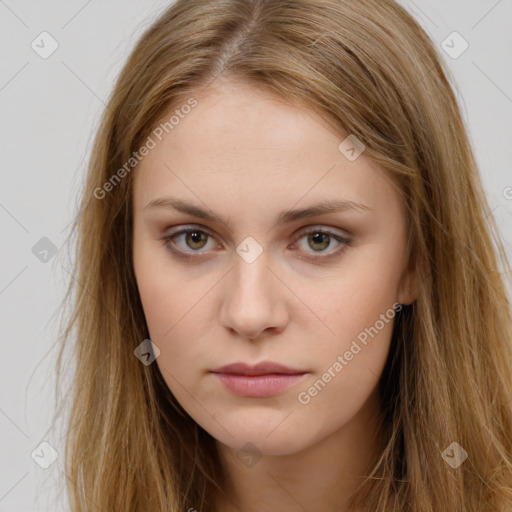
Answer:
144, 196, 371, 227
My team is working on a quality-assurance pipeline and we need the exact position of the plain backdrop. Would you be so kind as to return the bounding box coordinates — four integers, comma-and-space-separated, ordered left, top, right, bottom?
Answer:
0, 1, 511, 510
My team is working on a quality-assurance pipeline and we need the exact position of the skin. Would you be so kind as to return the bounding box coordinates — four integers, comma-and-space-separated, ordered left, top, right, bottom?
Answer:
132, 79, 419, 512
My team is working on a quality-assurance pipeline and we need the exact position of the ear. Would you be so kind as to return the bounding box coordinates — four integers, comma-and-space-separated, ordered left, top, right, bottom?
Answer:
397, 253, 420, 305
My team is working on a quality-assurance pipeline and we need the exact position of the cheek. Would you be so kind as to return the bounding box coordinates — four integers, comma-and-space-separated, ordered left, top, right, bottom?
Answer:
295, 283, 397, 434
135, 268, 210, 401
134, 238, 198, 335
295, 243, 403, 344
293, 326, 392, 450
136, 276, 203, 348
303, 287, 396, 396
293, 245, 401, 397
133, 243, 216, 380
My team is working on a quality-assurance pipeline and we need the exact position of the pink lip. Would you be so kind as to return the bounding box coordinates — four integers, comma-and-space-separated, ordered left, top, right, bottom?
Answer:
212, 361, 305, 375
210, 361, 308, 398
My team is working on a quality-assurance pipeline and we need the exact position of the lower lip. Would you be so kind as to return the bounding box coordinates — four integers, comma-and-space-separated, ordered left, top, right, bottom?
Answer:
213, 372, 306, 398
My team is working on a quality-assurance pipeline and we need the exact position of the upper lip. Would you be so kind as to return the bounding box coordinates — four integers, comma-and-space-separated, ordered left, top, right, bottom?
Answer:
211, 361, 306, 376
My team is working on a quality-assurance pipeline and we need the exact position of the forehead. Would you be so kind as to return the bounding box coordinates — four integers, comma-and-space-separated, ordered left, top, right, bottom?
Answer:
152, 81, 343, 167
133, 81, 401, 222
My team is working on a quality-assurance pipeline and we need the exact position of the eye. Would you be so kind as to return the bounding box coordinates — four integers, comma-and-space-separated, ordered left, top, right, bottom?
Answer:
160, 225, 351, 260
291, 226, 350, 260
161, 226, 219, 258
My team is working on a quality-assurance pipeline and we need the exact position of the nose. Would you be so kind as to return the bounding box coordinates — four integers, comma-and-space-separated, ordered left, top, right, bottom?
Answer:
218, 249, 289, 342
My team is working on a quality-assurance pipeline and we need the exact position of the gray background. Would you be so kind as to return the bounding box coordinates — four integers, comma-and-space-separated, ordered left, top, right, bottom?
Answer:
1, 1, 511, 510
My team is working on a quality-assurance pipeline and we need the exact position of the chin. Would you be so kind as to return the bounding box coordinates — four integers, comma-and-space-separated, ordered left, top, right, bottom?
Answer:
204, 411, 319, 457
216, 431, 309, 458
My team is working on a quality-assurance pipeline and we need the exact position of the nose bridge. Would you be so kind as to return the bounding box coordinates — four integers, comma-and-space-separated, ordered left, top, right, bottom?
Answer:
220, 240, 287, 339
231, 241, 275, 307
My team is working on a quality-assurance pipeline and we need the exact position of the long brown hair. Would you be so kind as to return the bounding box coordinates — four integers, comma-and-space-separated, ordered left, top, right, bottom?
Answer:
53, 0, 512, 510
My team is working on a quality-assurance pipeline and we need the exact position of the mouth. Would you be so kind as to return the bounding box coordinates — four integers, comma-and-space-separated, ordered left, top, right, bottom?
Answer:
210, 361, 308, 398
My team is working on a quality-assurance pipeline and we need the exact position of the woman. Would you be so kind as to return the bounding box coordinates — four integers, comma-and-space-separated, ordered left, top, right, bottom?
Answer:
55, 0, 512, 510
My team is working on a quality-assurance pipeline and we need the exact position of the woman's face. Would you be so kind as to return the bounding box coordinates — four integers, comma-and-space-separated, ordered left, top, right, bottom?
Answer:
132, 80, 417, 456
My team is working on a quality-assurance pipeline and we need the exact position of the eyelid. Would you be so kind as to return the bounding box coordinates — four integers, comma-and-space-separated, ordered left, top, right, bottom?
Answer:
161, 223, 351, 259
293, 225, 351, 243
162, 224, 217, 243
162, 223, 351, 241
160, 224, 220, 256
290, 225, 351, 260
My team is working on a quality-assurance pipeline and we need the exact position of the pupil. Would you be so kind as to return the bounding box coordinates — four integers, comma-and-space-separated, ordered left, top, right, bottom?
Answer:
310, 232, 329, 251
188, 231, 206, 249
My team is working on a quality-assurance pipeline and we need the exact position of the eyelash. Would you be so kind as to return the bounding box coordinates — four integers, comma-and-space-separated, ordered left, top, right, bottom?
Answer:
160, 225, 351, 261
